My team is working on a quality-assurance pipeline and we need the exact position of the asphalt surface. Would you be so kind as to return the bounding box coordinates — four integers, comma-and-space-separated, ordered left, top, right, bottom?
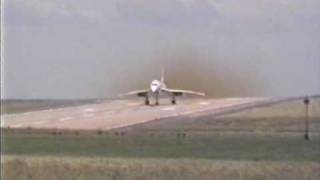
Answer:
1, 98, 267, 130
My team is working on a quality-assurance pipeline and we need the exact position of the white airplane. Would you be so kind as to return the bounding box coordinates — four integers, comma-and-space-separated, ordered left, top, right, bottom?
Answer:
121, 68, 205, 105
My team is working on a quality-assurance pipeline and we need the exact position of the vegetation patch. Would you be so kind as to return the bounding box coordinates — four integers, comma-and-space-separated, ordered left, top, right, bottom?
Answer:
2, 156, 320, 180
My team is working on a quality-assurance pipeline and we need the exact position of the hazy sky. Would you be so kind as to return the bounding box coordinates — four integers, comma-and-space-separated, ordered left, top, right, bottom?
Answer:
2, 0, 320, 99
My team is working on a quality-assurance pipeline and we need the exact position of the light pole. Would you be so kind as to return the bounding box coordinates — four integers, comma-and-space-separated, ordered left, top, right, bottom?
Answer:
303, 97, 310, 140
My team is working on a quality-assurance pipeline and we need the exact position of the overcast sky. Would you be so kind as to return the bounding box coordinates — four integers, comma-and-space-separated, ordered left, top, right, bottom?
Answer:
2, 0, 320, 99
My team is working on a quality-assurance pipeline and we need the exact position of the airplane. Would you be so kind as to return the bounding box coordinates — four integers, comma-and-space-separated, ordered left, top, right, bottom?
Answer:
121, 68, 205, 105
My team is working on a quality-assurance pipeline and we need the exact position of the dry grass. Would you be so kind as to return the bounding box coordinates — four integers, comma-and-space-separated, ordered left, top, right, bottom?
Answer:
223, 97, 320, 120
205, 97, 320, 132
128, 98, 320, 133
2, 155, 320, 180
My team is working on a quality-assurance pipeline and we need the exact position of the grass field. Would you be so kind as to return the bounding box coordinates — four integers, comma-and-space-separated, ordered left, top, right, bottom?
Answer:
1, 97, 320, 180
2, 133, 320, 161
2, 156, 320, 180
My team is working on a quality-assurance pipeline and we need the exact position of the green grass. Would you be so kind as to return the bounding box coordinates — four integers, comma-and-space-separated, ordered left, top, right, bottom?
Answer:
3, 133, 320, 162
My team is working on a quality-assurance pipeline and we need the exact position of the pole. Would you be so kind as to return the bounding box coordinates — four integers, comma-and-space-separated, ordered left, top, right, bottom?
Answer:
304, 97, 310, 140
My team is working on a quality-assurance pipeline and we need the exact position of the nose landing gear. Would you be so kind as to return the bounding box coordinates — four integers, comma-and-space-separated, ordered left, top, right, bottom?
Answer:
145, 93, 176, 106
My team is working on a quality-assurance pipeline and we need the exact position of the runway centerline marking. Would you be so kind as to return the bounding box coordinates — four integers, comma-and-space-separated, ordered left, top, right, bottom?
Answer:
12, 124, 24, 128
127, 102, 141, 106
59, 117, 73, 122
33, 120, 48, 125
161, 107, 176, 111
83, 114, 95, 117
83, 108, 96, 112
199, 102, 210, 105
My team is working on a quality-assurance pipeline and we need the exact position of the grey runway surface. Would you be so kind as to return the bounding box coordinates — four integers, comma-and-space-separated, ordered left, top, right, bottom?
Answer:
1, 98, 268, 130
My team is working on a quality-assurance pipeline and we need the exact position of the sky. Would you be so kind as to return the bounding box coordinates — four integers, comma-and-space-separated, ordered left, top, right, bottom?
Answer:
2, 0, 320, 99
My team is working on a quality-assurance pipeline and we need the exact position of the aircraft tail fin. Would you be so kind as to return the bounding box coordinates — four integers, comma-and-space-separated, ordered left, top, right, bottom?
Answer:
161, 66, 165, 83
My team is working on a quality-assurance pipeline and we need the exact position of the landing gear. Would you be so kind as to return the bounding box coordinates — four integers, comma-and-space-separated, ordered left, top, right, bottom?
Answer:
171, 95, 176, 104
171, 100, 176, 104
145, 96, 150, 105
155, 93, 159, 105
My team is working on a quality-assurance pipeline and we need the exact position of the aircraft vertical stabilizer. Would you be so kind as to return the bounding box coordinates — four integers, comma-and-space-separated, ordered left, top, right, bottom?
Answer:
161, 67, 165, 83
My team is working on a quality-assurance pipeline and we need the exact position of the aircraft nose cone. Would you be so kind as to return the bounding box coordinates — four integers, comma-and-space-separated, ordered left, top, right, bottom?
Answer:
151, 86, 158, 92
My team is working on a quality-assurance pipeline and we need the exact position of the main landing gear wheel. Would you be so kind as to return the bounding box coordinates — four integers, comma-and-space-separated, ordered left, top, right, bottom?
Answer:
155, 93, 159, 106
171, 95, 176, 104
145, 96, 150, 105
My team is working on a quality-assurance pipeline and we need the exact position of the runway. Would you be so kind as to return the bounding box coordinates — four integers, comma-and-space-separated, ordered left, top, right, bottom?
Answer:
1, 98, 267, 130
